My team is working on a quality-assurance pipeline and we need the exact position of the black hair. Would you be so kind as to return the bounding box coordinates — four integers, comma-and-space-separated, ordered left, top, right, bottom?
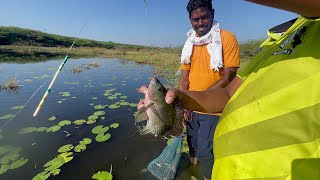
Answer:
187, 0, 214, 17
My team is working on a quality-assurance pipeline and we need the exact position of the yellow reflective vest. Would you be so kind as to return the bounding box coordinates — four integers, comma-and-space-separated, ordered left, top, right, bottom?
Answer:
212, 17, 320, 180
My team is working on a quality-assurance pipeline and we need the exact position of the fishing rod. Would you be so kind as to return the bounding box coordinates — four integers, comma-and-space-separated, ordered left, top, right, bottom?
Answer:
33, 7, 96, 117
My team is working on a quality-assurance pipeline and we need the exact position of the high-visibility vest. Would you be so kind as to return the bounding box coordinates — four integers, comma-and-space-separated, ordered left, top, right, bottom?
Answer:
212, 17, 320, 180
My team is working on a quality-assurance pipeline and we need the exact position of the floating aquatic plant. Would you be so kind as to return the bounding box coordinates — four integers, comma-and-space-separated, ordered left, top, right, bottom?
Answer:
100, 117, 106, 120
60, 92, 71, 97
108, 104, 120, 109
95, 133, 111, 142
119, 102, 130, 106
91, 171, 113, 180
109, 123, 119, 129
92, 97, 98, 100
0, 114, 15, 120
74, 144, 86, 153
0, 165, 9, 175
32, 171, 51, 180
58, 145, 74, 153
80, 138, 92, 145
92, 125, 109, 134
87, 119, 97, 125
11, 105, 24, 110
88, 115, 99, 121
9, 158, 28, 169
94, 105, 106, 110
90, 103, 95, 106
58, 120, 71, 127
0, 146, 14, 155
36, 127, 48, 132
94, 111, 105, 116
120, 96, 128, 99
129, 103, 138, 107
73, 120, 87, 125
50, 168, 61, 176
24, 79, 33, 83
46, 126, 61, 133
19, 127, 37, 134
0, 152, 19, 164
48, 116, 56, 121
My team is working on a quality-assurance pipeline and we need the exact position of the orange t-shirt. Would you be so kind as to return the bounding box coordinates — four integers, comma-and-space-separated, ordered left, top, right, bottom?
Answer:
180, 29, 240, 91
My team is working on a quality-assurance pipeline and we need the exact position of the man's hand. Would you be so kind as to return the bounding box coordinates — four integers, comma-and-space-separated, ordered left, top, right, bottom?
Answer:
165, 88, 180, 104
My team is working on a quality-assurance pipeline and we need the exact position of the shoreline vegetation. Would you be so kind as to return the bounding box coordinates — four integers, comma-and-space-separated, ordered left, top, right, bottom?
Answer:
0, 26, 263, 86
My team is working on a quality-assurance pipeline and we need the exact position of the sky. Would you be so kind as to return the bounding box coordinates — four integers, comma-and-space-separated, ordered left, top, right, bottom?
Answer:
0, 0, 298, 47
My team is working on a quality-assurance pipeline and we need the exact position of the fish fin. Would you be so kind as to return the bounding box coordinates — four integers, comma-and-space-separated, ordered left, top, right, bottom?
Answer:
134, 102, 154, 123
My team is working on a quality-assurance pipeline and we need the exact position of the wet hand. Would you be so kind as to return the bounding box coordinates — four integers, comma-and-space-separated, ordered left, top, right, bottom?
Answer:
137, 85, 148, 110
165, 88, 180, 104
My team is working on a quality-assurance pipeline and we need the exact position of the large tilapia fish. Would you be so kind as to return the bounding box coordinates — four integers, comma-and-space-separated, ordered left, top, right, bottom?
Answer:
134, 77, 183, 137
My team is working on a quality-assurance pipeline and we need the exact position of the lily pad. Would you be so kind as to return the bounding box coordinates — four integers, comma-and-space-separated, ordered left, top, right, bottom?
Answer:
120, 96, 128, 99
74, 144, 86, 152
44, 157, 65, 172
93, 111, 105, 116
60, 92, 71, 97
0, 165, 9, 175
94, 105, 106, 110
129, 103, 138, 107
86, 119, 97, 125
58, 144, 74, 153
92, 125, 109, 134
24, 79, 33, 83
46, 126, 61, 133
48, 116, 56, 121
80, 138, 92, 145
92, 97, 98, 100
92, 171, 113, 180
108, 104, 120, 109
58, 152, 73, 163
74, 120, 86, 125
119, 102, 130, 106
0, 152, 19, 164
51, 168, 61, 176
11, 106, 24, 110
0, 146, 14, 156
0, 114, 15, 120
58, 120, 71, 127
36, 127, 48, 132
9, 158, 28, 169
95, 133, 111, 142
32, 171, 51, 180
19, 127, 37, 134
100, 117, 106, 120
110, 123, 119, 129
90, 103, 94, 106
88, 115, 99, 121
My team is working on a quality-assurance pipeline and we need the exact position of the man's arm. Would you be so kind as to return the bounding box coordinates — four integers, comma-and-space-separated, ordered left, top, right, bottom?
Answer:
247, 0, 320, 18
166, 76, 244, 113
179, 70, 190, 90
207, 67, 238, 90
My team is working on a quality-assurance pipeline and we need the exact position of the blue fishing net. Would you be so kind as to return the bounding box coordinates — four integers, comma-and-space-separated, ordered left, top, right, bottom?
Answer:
147, 136, 183, 180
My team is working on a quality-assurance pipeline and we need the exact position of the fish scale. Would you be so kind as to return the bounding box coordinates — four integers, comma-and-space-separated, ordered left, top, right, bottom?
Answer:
135, 77, 183, 137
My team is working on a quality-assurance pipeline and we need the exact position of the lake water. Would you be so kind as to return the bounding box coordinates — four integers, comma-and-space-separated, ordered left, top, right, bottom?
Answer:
0, 58, 192, 180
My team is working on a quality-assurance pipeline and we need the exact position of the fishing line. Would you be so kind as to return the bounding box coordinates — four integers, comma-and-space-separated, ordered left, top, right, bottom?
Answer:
0, 77, 52, 130
33, 4, 97, 117
0, 4, 98, 131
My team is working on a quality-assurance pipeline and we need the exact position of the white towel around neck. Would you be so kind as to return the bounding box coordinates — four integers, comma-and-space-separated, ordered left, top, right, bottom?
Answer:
180, 21, 223, 71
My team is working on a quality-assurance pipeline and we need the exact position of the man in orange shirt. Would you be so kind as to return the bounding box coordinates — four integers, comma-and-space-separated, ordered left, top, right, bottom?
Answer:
179, 0, 240, 179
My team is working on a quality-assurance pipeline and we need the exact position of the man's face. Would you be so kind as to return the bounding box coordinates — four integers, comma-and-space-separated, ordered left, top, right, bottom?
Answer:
189, 7, 214, 37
